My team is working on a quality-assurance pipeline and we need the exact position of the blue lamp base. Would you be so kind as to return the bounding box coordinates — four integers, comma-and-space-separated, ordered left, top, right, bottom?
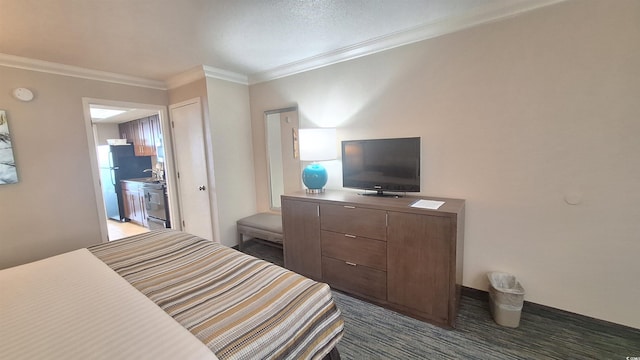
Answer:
302, 163, 328, 193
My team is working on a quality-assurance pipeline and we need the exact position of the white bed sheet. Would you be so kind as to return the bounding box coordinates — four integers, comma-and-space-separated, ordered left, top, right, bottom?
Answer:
0, 249, 218, 360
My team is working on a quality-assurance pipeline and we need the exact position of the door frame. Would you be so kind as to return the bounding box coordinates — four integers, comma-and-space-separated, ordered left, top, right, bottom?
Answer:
82, 97, 180, 242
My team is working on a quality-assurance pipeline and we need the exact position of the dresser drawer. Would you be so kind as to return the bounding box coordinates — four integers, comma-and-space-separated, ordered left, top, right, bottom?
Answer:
320, 203, 387, 240
322, 256, 386, 300
321, 230, 386, 271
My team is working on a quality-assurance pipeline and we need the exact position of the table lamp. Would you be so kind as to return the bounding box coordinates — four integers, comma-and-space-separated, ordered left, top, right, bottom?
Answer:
299, 128, 337, 193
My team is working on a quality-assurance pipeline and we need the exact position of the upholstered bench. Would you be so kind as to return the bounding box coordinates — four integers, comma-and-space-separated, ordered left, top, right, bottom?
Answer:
236, 213, 283, 251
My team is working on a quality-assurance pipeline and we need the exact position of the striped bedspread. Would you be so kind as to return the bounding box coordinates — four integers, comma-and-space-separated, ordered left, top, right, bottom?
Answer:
89, 229, 343, 360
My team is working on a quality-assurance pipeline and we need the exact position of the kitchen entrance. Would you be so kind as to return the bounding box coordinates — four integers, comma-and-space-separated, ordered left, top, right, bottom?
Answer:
84, 98, 179, 242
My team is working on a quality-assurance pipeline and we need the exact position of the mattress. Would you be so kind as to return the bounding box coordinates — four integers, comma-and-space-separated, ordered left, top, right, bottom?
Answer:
0, 248, 217, 360
88, 229, 344, 359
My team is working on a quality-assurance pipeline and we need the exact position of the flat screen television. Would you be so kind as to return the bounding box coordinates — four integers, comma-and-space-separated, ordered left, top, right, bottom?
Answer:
342, 137, 420, 196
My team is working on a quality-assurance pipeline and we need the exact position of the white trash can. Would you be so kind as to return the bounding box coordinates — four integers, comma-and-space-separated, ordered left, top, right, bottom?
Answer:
487, 272, 525, 328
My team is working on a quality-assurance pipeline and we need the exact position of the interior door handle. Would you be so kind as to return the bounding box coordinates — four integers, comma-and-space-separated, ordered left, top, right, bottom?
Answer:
199, 185, 206, 191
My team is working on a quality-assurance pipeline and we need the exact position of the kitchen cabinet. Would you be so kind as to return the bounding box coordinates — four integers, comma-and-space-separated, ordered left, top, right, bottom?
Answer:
121, 181, 137, 223
138, 117, 155, 156
119, 115, 162, 157
138, 186, 148, 227
121, 181, 147, 227
119, 121, 137, 147
281, 190, 465, 328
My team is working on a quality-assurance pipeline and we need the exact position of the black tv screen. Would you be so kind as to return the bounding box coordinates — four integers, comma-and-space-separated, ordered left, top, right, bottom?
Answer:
342, 137, 420, 195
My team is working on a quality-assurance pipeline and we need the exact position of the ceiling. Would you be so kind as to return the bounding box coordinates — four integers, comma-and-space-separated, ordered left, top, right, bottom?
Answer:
0, 0, 563, 87
89, 105, 159, 124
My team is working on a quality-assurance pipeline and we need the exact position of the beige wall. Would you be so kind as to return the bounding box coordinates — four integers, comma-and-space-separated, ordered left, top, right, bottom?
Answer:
94, 123, 120, 145
0, 66, 167, 269
249, 0, 640, 328
205, 77, 256, 246
168, 78, 208, 105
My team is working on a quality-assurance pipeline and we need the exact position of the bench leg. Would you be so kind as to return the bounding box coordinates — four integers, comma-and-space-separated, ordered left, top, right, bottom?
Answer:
238, 232, 243, 252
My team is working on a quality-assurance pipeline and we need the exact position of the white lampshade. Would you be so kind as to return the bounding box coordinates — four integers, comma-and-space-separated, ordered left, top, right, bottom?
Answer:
298, 128, 337, 161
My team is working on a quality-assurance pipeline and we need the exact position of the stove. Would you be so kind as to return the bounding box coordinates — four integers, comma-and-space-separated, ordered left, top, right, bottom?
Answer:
142, 182, 170, 229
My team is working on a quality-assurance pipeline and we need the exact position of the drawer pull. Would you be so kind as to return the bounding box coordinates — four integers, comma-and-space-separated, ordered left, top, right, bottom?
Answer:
344, 234, 356, 238
345, 262, 357, 266
343, 205, 356, 209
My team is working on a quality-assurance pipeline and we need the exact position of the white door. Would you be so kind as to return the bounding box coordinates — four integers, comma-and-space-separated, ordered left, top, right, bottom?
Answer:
169, 98, 215, 241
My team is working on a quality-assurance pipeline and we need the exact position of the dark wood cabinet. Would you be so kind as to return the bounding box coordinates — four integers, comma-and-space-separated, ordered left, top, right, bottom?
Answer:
321, 230, 387, 271
121, 181, 138, 223
121, 181, 147, 227
320, 203, 387, 240
138, 117, 155, 156
281, 199, 322, 281
119, 121, 137, 147
121, 183, 134, 221
118, 115, 162, 157
322, 256, 387, 300
387, 212, 452, 324
138, 186, 148, 228
281, 190, 465, 328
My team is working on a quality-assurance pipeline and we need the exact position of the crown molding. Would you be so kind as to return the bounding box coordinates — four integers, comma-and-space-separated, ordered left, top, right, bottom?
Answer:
203, 65, 248, 85
1, 0, 564, 88
164, 66, 206, 89
0, 53, 167, 90
0, 53, 249, 90
248, 0, 566, 84
164, 65, 248, 89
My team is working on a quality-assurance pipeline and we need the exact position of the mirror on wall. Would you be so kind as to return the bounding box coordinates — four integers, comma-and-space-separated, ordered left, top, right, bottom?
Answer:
265, 107, 301, 210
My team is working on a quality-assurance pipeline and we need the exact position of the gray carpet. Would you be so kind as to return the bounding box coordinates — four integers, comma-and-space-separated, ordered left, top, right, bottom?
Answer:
240, 239, 640, 359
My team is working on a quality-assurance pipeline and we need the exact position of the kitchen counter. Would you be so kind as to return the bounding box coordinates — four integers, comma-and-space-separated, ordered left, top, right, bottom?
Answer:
122, 177, 158, 183
122, 178, 165, 187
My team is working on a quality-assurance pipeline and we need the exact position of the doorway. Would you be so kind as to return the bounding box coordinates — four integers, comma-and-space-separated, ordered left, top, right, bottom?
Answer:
82, 98, 180, 242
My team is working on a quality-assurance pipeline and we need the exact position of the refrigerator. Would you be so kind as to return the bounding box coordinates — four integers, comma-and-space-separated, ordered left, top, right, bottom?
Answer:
98, 144, 152, 221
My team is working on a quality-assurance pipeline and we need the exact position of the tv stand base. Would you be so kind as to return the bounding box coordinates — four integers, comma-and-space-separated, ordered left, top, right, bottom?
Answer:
358, 190, 404, 198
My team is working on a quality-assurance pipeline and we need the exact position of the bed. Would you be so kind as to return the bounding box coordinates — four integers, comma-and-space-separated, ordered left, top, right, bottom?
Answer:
0, 229, 344, 360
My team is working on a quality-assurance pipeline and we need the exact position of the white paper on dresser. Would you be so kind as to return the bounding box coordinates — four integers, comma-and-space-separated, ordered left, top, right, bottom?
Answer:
410, 199, 445, 210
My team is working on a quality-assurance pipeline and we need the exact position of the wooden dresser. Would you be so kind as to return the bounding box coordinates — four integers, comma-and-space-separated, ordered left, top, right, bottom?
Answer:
281, 190, 465, 328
